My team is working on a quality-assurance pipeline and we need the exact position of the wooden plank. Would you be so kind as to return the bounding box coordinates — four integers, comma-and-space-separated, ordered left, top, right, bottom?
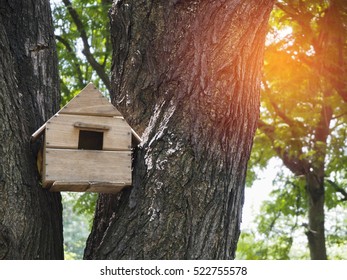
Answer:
74, 122, 110, 131
43, 149, 132, 187
45, 114, 131, 150
131, 128, 142, 145
30, 122, 46, 142
42, 136, 48, 188
49, 181, 130, 193
59, 83, 121, 117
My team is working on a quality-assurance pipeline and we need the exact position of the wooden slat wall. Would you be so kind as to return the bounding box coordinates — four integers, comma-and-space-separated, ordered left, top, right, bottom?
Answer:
45, 114, 131, 151
43, 149, 132, 187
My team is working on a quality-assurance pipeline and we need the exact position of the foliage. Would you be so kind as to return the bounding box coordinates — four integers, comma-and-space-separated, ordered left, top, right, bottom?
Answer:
62, 193, 95, 259
52, 0, 112, 105
73, 192, 98, 226
236, 231, 295, 260
240, 0, 347, 259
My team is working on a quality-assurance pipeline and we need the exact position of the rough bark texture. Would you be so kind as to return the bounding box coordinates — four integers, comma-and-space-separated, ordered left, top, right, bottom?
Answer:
85, 0, 274, 259
0, 0, 63, 259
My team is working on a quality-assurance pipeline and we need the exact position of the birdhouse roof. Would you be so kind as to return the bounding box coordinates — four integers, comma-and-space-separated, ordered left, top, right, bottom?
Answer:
31, 83, 141, 143
59, 83, 122, 117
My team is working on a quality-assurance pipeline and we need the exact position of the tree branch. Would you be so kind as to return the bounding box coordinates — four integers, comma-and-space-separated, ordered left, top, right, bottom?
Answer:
262, 80, 305, 128
298, 54, 347, 103
55, 35, 84, 87
326, 179, 347, 202
62, 0, 110, 90
280, 1, 347, 103
275, 2, 315, 45
258, 120, 310, 176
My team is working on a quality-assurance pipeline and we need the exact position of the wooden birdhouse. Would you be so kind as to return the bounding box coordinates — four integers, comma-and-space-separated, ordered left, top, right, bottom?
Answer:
31, 83, 141, 194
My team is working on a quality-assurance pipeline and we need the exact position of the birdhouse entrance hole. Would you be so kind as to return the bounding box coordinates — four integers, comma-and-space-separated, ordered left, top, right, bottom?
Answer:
78, 130, 103, 150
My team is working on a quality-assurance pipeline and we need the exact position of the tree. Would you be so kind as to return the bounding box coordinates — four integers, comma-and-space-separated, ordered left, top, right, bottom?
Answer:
244, 0, 347, 260
0, 0, 63, 259
52, 0, 112, 105
84, 0, 274, 260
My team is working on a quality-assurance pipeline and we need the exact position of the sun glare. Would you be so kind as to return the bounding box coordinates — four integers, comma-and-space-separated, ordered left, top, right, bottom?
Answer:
266, 26, 293, 46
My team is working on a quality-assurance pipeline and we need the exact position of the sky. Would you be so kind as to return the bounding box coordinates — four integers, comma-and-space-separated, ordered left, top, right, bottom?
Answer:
241, 159, 278, 230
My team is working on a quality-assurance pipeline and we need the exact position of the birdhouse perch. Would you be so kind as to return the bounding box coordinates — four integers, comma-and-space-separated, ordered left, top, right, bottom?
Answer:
31, 83, 141, 194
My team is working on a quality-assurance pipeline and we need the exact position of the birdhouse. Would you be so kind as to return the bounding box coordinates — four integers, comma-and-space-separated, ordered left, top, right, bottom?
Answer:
31, 83, 141, 194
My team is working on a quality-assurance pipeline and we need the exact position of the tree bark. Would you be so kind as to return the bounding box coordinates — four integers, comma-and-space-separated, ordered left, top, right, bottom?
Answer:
305, 173, 327, 260
0, 0, 63, 259
85, 0, 274, 260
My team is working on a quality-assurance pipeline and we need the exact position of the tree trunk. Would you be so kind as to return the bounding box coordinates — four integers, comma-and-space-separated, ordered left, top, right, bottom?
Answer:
305, 96, 332, 260
85, 0, 274, 260
306, 173, 327, 260
0, 0, 63, 259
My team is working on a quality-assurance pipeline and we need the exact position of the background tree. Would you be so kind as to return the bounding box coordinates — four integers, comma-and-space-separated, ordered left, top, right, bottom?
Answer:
0, 0, 63, 259
52, 0, 112, 105
241, 0, 347, 260
84, 0, 274, 260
